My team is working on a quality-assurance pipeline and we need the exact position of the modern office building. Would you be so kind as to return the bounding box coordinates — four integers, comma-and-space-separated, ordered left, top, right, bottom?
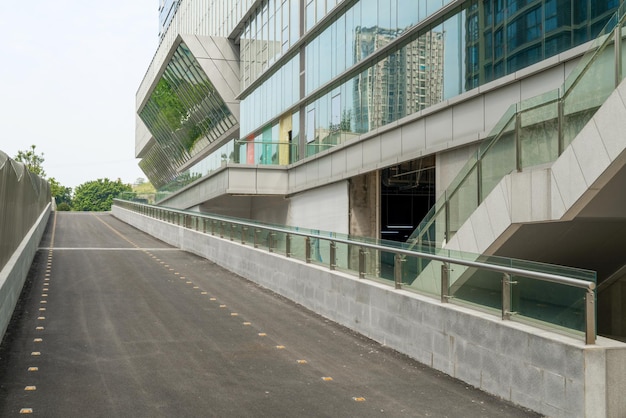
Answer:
158, 0, 182, 40
135, 0, 626, 343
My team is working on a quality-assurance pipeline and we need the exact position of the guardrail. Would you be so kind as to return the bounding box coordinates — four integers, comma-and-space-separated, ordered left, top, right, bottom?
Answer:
114, 198, 597, 344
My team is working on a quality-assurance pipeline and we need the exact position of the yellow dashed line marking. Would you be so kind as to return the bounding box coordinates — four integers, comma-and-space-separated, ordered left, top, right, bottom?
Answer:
28, 367, 38, 372
210, 298, 217, 301
169, 268, 174, 271
44, 278, 50, 282
43, 288, 49, 292
219, 305, 227, 308
201, 292, 208, 295
297, 360, 308, 364
174, 272, 180, 275
35, 327, 44, 331
276, 345, 285, 349
322, 377, 333, 381
42, 294, 48, 297
31, 352, 41, 357
186, 281, 193, 284
19, 408, 33, 414
243, 322, 251, 326
37, 317, 45, 321
33, 338, 42, 343
258, 333, 267, 337
40, 301, 47, 304
353, 397, 366, 402
24, 386, 36, 391
39, 308, 46, 311
193, 286, 199, 289
230, 313, 239, 316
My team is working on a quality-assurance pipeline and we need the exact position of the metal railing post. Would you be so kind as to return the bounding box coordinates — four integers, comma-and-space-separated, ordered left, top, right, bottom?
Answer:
230, 224, 235, 241
515, 110, 522, 172
242, 226, 247, 245
269, 233, 275, 253
254, 229, 259, 248
329, 241, 337, 270
502, 273, 515, 320
286, 234, 292, 258
358, 247, 366, 278
305, 237, 311, 263
585, 289, 596, 345
441, 263, 450, 303
394, 254, 403, 289
615, 24, 622, 88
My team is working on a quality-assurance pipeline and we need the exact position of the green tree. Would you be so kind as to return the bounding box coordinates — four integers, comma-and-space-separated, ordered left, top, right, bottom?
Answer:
14, 145, 46, 177
72, 178, 132, 211
48, 177, 72, 206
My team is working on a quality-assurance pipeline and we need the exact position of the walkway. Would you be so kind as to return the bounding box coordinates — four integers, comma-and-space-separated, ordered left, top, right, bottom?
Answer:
0, 212, 539, 417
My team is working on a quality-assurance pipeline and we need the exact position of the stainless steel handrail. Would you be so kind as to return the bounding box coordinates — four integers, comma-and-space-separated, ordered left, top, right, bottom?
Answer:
114, 199, 597, 344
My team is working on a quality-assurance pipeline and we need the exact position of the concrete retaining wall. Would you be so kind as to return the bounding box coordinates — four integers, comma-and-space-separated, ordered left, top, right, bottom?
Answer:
0, 204, 51, 341
113, 205, 626, 418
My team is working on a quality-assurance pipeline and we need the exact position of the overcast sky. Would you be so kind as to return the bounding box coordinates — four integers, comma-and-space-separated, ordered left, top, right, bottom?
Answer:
0, 1, 158, 189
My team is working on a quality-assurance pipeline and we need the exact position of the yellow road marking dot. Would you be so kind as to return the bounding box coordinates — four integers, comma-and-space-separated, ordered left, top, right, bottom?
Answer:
219, 305, 227, 308
28, 367, 38, 372
19, 408, 33, 414
43, 288, 48, 291
37, 317, 45, 320
44, 278, 50, 281
322, 377, 333, 381
40, 301, 47, 304
297, 360, 308, 364
201, 292, 208, 295
31, 352, 41, 356
231, 313, 239, 316
174, 272, 180, 275
258, 333, 267, 337
180, 276, 185, 279
35, 327, 44, 331
186, 281, 193, 284
210, 298, 217, 301
39, 308, 46, 311
169, 268, 174, 271
353, 397, 366, 402
243, 322, 251, 326
276, 345, 285, 349
24, 386, 36, 391
193, 286, 199, 289
42, 294, 48, 297
33, 338, 42, 343
179, 277, 185, 280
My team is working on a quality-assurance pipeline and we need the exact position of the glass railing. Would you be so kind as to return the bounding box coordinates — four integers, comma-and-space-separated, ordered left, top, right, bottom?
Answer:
114, 198, 597, 344
408, 4, 626, 249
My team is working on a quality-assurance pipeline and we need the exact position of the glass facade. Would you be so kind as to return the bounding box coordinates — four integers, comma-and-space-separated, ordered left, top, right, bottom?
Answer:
159, 0, 182, 39
139, 41, 237, 189
138, 0, 621, 196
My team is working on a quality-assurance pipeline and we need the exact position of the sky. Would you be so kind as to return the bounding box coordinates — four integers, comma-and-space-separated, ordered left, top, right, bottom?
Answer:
0, 1, 158, 189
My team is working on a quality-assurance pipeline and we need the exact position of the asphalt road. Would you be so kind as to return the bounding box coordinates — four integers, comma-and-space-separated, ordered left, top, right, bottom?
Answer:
0, 212, 540, 417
